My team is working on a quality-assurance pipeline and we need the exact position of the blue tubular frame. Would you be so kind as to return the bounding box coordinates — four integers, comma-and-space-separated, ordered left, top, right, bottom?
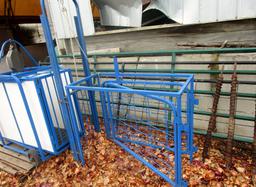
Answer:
0, 66, 80, 159
40, 0, 100, 163
72, 0, 100, 132
0, 75, 46, 160
66, 71, 198, 186
68, 71, 85, 135
40, 0, 84, 164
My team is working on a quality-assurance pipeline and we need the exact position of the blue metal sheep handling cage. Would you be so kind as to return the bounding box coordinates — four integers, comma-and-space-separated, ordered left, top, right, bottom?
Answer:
65, 59, 198, 186
39, 0, 198, 186
0, 39, 84, 162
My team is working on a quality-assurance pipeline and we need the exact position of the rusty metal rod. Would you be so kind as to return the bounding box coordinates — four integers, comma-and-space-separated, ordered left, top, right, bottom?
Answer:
202, 65, 224, 161
225, 63, 238, 168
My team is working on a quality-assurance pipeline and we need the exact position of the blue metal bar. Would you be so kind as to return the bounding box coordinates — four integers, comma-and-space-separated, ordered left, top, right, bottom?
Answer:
2, 83, 24, 144
73, 0, 100, 132
116, 119, 173, 149
113, 56, 121, 82
113, 139, 176, 186
178, 77, 192, 95
103, 80, 184, 87
40, 0, 79, 162
68, 71, 85, 135
67, 85, 181, 97
188, 77, 197, 161
100, 91, 111, 137
174, 96, 183, 186
12, 75, 46, 161
65, 87, 85, 165
43, 78, 62, 148
116, 137, 174, 152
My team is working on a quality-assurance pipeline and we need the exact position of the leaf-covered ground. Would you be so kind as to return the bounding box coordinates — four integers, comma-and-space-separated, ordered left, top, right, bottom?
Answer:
0, 131, 255, 187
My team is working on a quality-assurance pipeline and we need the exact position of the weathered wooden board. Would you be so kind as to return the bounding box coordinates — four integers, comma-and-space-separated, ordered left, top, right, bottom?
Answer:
0, 147, 35, 175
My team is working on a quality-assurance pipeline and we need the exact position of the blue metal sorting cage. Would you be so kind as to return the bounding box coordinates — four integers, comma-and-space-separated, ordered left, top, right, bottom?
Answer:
66, 63, 198, 186
0, 65, 83, 161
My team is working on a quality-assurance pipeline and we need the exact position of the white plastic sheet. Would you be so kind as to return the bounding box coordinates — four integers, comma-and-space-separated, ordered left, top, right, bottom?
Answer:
47, 0, 95, 39
94, 0, 142, 27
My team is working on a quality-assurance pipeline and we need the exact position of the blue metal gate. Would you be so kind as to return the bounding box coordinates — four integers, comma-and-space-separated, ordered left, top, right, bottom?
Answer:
66, 70, 198, 186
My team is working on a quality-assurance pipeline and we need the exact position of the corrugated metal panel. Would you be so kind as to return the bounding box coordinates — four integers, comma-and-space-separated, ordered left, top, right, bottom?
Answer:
145, 0, 256, 24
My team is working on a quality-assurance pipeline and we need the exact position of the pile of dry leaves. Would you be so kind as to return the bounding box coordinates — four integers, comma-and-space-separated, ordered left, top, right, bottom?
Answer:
0, 131, 254, 186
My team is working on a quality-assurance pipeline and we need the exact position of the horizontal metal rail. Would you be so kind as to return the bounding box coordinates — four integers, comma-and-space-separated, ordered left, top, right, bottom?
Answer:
58, 47, 256, 58
46, 61, 256, 65
71, 68, 256, 75
78, 98, 255, 121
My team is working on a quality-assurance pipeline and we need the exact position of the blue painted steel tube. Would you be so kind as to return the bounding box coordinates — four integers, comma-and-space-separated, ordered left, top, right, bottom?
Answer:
96, 75, 111, 137
113, 56, 121, 82
73, 0, 100, 132
2, 83, 25, 144
65, 87, 85, 165
113, 139, 176, 186
67, 71, 85, 135
12, 75, 46, 161
188, 77, 196, 161
43, 78, 63, 147
106, 92, 116, 139
40, 0, 80, 162
174, 96, 183, 186
103, 79, 185, 87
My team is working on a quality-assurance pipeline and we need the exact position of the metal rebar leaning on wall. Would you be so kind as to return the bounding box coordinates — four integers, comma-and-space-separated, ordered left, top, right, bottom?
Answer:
202, 65, 224, 161
226, 63, 238, 168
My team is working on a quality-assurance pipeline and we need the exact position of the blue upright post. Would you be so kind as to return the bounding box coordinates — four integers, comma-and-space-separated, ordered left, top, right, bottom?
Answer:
174, 96, 185, 186
40, 0, 82, 163
189, 76, 197, 161
72, 0, 100, 132
113, 56, 121, 82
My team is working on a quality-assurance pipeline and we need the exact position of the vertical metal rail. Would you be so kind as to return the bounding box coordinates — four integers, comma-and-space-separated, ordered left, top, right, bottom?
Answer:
40, 0, 83, 163
66, 88, 85, 165
72, 0, 100, 132
187, 76, 197, 161
68, 71, 86, 135
114, 56, 122, 133
174, 96, 184, 186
